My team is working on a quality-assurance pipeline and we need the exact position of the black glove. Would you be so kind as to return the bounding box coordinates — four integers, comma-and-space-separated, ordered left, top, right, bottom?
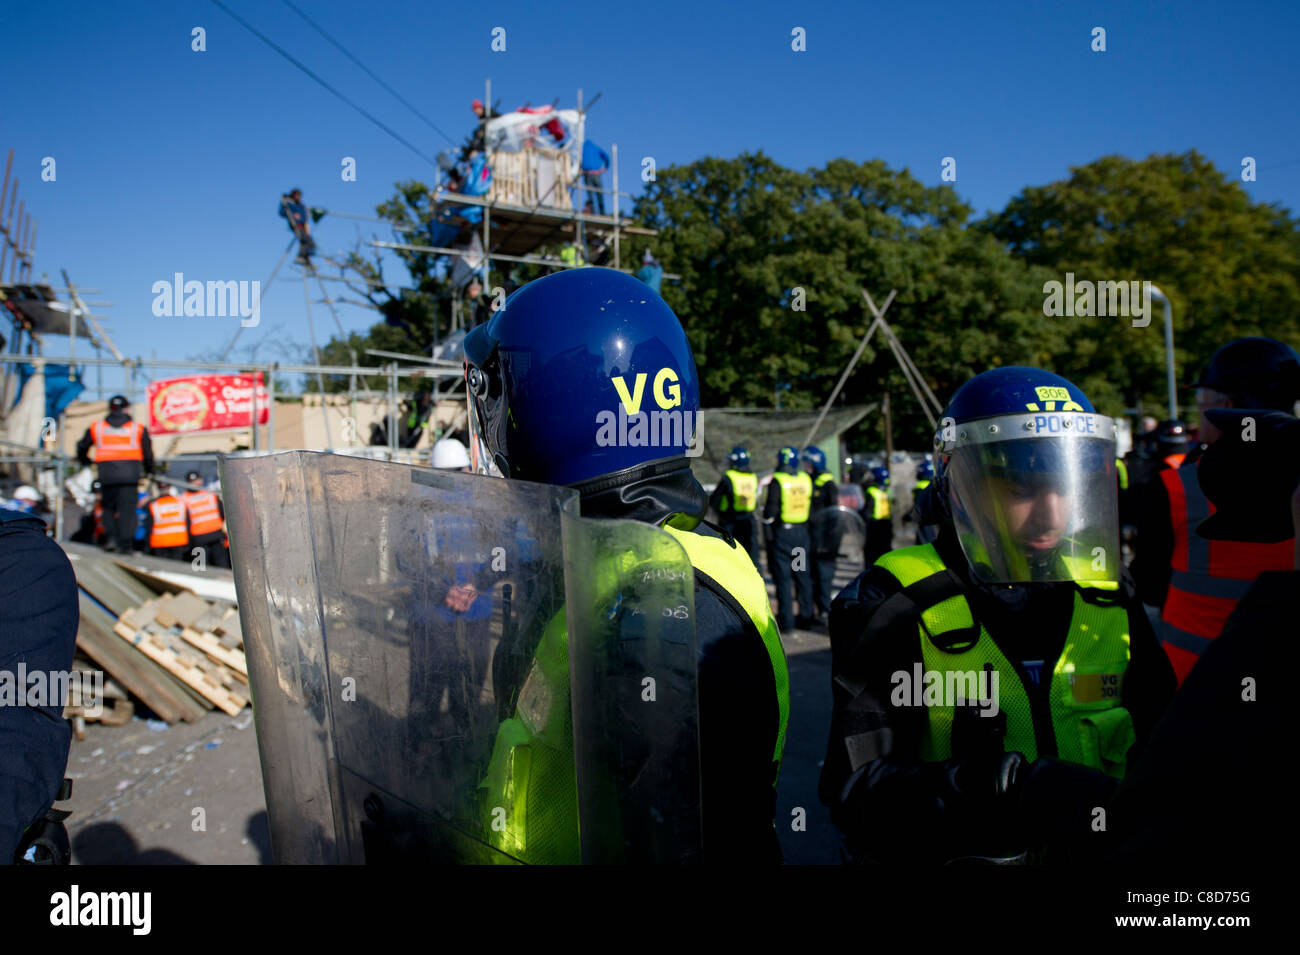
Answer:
1017, 756, 1120, 862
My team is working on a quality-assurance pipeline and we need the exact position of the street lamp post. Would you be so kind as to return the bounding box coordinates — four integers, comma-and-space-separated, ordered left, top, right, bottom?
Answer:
1148, 284, 1177, 420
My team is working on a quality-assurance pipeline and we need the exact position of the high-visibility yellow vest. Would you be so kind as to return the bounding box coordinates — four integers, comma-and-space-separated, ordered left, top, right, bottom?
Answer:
813, 471, 836, 501
722, 469, 758, 513
866, 485, 891, 520
874, 543, 1135, 777
1115, 458, 1129, 491
480, 523, 789, 863
772, 472, 812, 523
914, 478, 931, 493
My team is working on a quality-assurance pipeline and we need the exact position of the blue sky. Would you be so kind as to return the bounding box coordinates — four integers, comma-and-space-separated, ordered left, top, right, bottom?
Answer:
4, 0, 1297, 395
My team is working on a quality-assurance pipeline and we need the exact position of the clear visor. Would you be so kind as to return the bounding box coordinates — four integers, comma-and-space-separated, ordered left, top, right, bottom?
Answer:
944, 412, 1119, 584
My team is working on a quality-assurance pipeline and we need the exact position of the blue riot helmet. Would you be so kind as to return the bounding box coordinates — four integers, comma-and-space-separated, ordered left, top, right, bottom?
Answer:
801, 447, 826, 472
917, 459, 934, 481
728, 446, 751, 471
932, 366, 1119, 585
463, 268, 701, 486
777, 446, 800, 472
870, 466, 891, 487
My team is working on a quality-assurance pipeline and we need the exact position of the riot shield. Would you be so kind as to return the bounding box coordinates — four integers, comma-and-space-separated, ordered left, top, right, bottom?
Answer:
221, 451, 573, 864
811, 504, 868, 594
561, 498, 703, 864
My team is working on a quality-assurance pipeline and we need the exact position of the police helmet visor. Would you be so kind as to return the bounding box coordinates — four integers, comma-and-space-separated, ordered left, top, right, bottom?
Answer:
943, 411, 1119, 584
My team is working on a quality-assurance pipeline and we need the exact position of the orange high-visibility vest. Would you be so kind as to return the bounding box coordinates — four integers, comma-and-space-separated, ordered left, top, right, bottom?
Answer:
149, 496, 189, 549
1159, 463, 1293, 684
182, 490, 223, 536
90, 419, 145, 462
1163, 452, 1186, 470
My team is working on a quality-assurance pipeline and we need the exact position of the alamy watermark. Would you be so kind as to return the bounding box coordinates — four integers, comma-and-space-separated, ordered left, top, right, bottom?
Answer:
151, 272, 261, 327
1, 664, 103, 717
890, 663, 1001, 717
595, 405, 704, 457
1042, 273, 1152, 328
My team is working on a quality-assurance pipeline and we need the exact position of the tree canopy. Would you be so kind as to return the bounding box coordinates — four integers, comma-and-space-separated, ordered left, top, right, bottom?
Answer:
315, 150, 1300, 449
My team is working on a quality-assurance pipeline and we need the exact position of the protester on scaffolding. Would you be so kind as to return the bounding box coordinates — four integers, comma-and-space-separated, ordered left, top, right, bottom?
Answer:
278, 188, 324, 266
463, 277, 493, 327
579, 139, 611, 215
462, 98, 500, 160
636, 249, 664, 293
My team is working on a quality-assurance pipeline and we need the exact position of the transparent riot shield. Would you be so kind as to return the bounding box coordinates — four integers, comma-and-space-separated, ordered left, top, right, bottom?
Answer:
561, 498, 703, 864
221, 451, 573, 864
811, 504, 868, 593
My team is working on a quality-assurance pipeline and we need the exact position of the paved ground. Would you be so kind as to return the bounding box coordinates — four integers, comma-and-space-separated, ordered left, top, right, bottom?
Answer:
65, 710, 269, 865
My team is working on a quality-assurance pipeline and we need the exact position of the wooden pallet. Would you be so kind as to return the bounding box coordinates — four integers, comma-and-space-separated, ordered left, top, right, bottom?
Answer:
112, 617, 247, 717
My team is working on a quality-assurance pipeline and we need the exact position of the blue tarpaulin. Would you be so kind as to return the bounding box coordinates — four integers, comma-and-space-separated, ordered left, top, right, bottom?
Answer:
12, 363, 85, 418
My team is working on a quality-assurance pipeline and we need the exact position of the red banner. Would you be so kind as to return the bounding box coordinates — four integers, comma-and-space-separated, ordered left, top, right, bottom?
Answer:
146, 373, 269, 435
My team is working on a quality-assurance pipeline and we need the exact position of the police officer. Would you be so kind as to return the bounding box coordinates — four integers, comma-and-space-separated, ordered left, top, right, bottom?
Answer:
764, 446, 815, 632
75, 395, 154, 554
914, 458, 934, 494
145, 483, 190, 560
181, 471, 227, 569
910, 458, 940, 545
1130, 337, 1300, 683
802, 446, 839, 625
1, 501, 78, 863
861, 465, 893, 565
463, 267, 789, 863
710, 446, 760, 565
819, 367, 1175, 864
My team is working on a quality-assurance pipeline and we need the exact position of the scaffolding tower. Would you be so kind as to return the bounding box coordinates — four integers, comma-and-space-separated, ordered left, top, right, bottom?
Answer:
370, 81, 660, 314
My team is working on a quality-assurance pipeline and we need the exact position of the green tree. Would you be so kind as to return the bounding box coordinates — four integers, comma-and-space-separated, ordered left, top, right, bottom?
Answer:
630, 153, 1054, 447
980, 150, 1300, 418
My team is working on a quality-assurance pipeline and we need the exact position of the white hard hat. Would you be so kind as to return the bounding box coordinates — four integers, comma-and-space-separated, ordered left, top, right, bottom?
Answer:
432, 438, 470, 470
13, 485, 41, 502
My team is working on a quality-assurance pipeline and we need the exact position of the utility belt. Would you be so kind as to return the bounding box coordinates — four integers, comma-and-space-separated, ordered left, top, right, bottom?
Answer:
14, 778, 73, 865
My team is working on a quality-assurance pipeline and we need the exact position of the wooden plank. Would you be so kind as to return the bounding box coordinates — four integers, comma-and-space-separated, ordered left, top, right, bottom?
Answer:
112, 621, 246, 716
215, 608, 242, 642
74, 561, 152, 619
165, 591, 209, 629
153, 593, 180, 629
176, 626, 248, 677
75, 595, 189, 723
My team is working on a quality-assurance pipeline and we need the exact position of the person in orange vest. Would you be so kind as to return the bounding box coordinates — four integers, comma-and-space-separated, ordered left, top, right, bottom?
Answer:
1130, 337, 1300, 683
75, 395, 154, 554
180, 470, 228, 568
145, 483, 190, 560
